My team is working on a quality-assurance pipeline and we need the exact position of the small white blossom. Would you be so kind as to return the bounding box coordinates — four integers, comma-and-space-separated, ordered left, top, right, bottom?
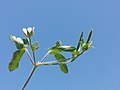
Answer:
16, 37, 24, 44
11, 36, 17, 41
10, 35, 24, 44
22, 27, 35, 38
22, 28, 27, 36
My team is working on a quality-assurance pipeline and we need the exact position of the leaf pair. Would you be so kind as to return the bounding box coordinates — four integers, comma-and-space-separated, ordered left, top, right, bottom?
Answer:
49, 41, 75, 74
54, 53, 68, 74
49, 41, 76, 54
77, 30, 93, 52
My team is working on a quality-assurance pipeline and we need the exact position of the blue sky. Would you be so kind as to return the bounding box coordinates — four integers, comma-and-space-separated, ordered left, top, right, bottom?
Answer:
0, 0, 120, 90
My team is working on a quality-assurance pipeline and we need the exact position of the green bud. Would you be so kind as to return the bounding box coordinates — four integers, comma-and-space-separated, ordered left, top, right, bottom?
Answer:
72, 50, 80, 57
82, 43, 89, 51
81, 41, 93, 52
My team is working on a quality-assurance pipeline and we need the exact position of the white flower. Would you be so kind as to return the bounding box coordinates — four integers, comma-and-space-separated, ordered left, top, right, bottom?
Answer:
22, 27, 35, 37
10, 35, 24, 44
10, 35, 24, 49
16, 37, 24, 44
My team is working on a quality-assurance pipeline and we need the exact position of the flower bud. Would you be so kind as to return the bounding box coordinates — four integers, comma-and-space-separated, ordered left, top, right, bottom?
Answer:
81, 41, 93, 52
82, 43, 89, 51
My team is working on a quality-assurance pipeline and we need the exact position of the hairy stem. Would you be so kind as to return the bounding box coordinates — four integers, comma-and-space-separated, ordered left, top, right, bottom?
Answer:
22, 66, 37, 90
25, 48, 34, 65
33, 52, 36, 63
29, 38, 36, 64
36, 51, 85, 66
40, 50, 51, 62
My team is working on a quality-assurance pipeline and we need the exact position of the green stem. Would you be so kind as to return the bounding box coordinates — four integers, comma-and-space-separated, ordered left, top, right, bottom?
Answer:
40, 50, 51, 62
71, 51, 84, 62
22, 66, 37, 90
25, 48, 34, 65
36, 51, 85, 66
29, 37, 36, 64
33, 52, 36, 64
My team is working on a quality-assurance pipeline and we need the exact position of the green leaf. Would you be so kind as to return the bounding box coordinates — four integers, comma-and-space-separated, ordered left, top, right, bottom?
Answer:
31, 41, 39, 52
51, 41, 62, 49
58, 46, 76, 52
50, 45, 76, 54
22, 38, 29, 48
49, 41, 76, 54
23, 38, 29, 45
48, 41, 62, 54
76, 32, 83, 51
86, 29, 93, 44
49, 49, 62, 54
8, 49, 25, 72
54, 53, 68, 74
